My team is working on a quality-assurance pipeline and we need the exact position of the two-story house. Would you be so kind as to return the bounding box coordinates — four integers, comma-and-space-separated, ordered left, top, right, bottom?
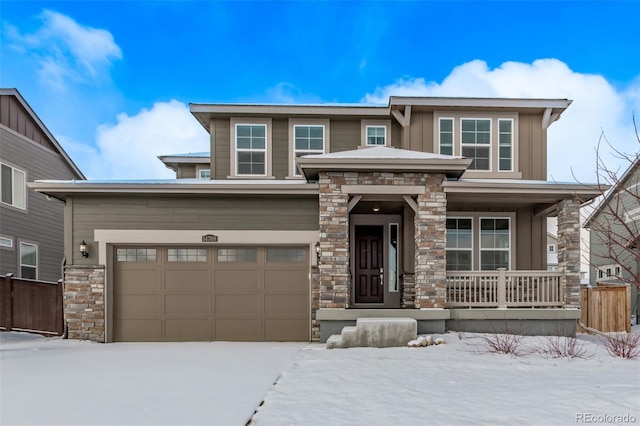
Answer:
1, 88, 85, 282
31, 96, 602, 343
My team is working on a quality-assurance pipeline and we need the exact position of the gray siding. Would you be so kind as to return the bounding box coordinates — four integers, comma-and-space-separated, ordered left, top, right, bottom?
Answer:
213, 118, 230, 179
272, 119, 288, 178
0, 95, 56, 152
329, 120, 360, 152
177, 165, 196, 178
69, 194, 319, 265
518, 113, 546, 180
0, 127, 77, 281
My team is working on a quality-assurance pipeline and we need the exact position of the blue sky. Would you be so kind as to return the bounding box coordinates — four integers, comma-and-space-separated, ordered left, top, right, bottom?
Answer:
1, 1, 639, 181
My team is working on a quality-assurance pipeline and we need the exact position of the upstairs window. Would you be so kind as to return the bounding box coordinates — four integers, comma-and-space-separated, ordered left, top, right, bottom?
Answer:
236, 124, 266, 176
198, 169, 211, 179
1, 162, 26, 210
461, 119, 491, 171
293, 125, 324, 176
366, 126, 386, 146
498, 119, 513, 171
439, 118, 454, 156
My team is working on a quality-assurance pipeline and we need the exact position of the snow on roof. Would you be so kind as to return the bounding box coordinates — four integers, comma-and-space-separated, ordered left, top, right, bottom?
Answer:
34, 178, 311, 185
302, 146, 464, 160
159, 152, 210, 158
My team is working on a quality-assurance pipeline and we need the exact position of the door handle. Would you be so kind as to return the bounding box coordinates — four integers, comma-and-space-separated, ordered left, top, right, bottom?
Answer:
380, 268, 384, 285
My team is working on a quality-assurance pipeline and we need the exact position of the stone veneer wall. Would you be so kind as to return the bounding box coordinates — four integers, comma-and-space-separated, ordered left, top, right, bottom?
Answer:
414, 176, 447, 308
557, 198, 581, 309
64, 265, 105, 342
318, 171, 446, 309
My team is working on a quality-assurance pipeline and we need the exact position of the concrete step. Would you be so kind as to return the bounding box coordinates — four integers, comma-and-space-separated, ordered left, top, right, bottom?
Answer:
326, 317, 417, 349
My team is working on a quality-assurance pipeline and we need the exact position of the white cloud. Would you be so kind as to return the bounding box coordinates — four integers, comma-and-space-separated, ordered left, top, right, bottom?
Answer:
364, 59, 640, 183
5, 9, 122, 89
63, 101, 209, 180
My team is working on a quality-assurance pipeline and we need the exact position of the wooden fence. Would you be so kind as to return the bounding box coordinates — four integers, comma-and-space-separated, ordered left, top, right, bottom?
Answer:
0, 274, 64, 336
579, 283, 631, 333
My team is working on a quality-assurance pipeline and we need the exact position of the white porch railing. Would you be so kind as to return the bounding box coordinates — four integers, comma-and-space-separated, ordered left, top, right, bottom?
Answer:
445, 269, 564, 308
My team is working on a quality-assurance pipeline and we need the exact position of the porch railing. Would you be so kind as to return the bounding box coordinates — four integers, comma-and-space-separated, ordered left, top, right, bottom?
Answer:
445, 269, 564, 308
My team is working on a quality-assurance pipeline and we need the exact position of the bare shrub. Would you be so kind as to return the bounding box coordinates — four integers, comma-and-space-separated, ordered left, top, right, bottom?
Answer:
478, 332, 525, 356
600, 333, 640, 359
533, 336, 593, 359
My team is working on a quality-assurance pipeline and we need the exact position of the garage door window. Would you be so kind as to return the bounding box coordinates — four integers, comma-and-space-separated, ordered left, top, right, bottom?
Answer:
168, 248, 207, 262
267, 248, 306, 262
217, 248, 257, 262
117, 248, 157, 262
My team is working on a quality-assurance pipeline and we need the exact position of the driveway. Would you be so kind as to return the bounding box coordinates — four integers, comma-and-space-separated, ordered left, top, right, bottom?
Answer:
0, 332, 306, 426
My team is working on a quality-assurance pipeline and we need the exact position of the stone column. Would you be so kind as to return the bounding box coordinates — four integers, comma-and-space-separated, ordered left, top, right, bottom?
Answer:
64, 265, 105, 342
414, 174, 447, 308
318, 172, 350, 309
557, 197, 581, 308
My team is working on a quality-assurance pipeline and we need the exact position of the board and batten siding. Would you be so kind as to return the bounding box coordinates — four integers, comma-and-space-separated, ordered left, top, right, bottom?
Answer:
518, 113, 546, 180
0, 127, 77, 281
0, 95, 56, 152
68, 194, 319, 265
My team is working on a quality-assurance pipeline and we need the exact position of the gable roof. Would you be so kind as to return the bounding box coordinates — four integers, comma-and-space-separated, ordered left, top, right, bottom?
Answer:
0, 88, 85, 179
583, 154, 640, 228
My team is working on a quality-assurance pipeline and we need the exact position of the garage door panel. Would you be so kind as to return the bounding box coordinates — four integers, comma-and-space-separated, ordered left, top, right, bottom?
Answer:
116, 294, 160, 319
265, 319, 308, 341
165, 319, 212, 341
264, 294, 309, 317
216, 319, 261, 341
114, 320, 161, 342
264, 270, 309, 292
214, 270, 259, 292
165, 294, 211, 317
165, 270, 210, 292
215, 294, 261, 316
116, 270, 161, 292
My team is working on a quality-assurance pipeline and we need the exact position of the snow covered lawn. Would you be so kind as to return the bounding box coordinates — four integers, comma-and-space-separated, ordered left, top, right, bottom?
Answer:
251, 331, 640, 426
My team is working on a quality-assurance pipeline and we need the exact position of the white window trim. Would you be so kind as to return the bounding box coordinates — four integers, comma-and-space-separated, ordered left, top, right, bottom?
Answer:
437, 117, 455, 156
19, 241, 38, 279
445, 216, 474, 270
360, 119, 391, 148
479, 216, 512, 271
197, 168, 211, 179
446, 212, 516, 271
498, 118, 514, 172
547, 244, 556, 253
229, 118, 273, 179
596, 263, 623, 281
1, 161, 27, 210
433, 112, 521, 178
288, 119, 330, 179
0, 235, 14, 250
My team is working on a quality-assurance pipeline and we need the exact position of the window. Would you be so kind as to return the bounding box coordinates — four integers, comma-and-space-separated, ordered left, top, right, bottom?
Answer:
168, 248, 207, 262
446, 218, 473, 270
1, 162, 26, 209
461, 119, 491, 171
267, 248, 306, 262
19, 242, 37, 279
547, 244, 556, 253
480, 218, 510, 270
236, 124, 266, 176
293, 125, 324, 176
623, 207, 640, 223
366, 126, 386, 146
0, 236, 13, 248
439, 118, 454, 155
116, 248, 157, 262
217, 248, 257, 262
498, 119, 513, 171
199, 169, 211, 179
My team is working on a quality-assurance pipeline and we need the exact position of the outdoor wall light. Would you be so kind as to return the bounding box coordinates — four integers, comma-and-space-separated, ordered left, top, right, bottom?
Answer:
80, 240, 89, 258
315, 241, 321, 261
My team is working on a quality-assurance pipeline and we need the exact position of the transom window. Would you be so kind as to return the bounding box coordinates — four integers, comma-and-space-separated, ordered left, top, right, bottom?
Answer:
117, 248, 157, 262
236, 124, 266, 176
1, 162, 26, 210
366, 126, 386, 146
168, 248, 207, 262
217, 248, 257, 262
461, 119, 491, 171
446, 218, 473, 270
267, 248, 306, 262
480, 218, 510, 270
294, 125, 324, 176
19, 242, 37, 279
0, 236, 13, 248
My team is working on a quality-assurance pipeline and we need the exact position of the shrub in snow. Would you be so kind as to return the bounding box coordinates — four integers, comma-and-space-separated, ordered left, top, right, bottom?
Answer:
600, 332, 640, 359
532, 336, 593, 359
478, 333, 524, 356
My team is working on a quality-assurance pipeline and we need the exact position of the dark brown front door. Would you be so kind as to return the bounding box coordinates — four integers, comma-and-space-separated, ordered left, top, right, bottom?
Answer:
354, 225, 384, 304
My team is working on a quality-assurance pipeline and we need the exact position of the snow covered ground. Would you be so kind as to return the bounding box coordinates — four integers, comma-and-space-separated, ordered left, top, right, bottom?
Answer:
1, 329, 638, 426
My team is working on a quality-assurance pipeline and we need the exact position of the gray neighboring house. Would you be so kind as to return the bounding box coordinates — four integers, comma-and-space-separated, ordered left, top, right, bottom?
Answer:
584, 156, 640, 321
32, 96, 604, 343
0, 88, 85, 281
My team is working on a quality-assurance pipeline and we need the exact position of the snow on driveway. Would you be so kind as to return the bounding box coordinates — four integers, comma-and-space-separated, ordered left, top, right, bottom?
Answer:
251, 332, 640, 426
0, 332, 305, 426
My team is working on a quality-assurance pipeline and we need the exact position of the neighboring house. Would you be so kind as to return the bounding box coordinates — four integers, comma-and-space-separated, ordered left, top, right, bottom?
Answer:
31, 96, 602, 343
0, 88, 84, 282
547, 232, 558, 271
584, 156, 640, 320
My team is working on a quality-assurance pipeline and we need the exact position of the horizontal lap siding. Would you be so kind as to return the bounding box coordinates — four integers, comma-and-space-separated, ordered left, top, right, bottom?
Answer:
71, 195, 319, 265
1, 128, 78, 281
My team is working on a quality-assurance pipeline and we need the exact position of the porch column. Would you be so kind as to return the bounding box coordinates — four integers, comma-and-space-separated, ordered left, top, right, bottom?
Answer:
557, 197, 581, 309
318, 172, 350, 309
414, 174, 447, 308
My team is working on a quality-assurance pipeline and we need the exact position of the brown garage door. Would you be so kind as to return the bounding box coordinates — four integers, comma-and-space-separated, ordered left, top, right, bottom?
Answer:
113, 246, 310, 342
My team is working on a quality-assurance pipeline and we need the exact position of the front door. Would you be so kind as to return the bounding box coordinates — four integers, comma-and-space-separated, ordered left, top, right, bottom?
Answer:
354, 225, 384, 304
